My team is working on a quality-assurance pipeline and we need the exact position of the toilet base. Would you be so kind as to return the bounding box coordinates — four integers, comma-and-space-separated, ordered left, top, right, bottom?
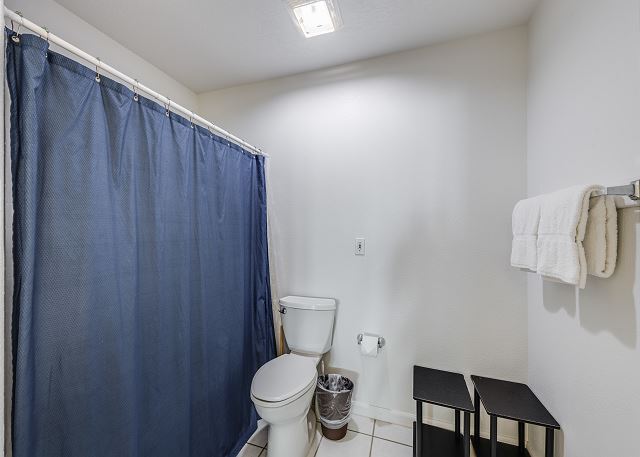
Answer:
267, 410, 316, 457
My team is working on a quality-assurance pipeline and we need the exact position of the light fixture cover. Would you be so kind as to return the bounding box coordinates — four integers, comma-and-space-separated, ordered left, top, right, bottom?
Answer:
286, 0, 343, 37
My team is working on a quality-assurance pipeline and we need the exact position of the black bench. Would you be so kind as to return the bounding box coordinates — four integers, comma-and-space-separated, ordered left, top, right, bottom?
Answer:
471, 375, 560, 457
413, 366, 474, 457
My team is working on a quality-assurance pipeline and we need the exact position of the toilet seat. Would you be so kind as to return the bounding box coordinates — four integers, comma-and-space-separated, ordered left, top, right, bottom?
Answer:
251, 354, 317, 406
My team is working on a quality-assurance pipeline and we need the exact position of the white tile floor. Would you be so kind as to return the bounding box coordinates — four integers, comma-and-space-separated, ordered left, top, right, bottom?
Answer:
242, 415, 415, 457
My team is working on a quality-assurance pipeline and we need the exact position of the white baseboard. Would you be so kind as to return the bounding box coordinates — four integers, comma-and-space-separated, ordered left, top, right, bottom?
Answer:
352, 401, 520, 446
352, 401, 415, 428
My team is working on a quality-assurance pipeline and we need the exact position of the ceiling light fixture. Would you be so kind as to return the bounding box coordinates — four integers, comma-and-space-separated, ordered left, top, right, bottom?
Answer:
286, 0, 343, 38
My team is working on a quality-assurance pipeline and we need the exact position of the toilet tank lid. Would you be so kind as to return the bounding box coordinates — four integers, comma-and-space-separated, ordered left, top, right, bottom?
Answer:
280, 296, 336, 311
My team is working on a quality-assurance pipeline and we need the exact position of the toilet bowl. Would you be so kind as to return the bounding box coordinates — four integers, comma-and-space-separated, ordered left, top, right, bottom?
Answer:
251, 354, 318, 457
250, 296, 336, 457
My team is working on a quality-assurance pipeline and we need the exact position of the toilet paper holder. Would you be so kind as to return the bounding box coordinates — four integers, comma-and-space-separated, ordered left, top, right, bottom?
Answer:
357, 333, 385, 349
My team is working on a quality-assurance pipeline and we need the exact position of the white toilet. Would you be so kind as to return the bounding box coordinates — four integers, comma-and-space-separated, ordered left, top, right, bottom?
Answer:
251, 296, 336, 457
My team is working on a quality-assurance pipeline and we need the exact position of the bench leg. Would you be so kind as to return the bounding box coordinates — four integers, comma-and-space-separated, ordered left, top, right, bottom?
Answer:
464, 412, 470, 457
455, 409, 460, 436
490, 416, 497, 457
415, 401, 422, 457
518, 422, 525, 454
474, 388, 480, 443
545, 428, 554, 457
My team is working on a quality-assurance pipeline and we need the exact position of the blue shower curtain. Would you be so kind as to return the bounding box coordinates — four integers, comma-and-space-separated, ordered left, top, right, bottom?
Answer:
6, 30, 275, 457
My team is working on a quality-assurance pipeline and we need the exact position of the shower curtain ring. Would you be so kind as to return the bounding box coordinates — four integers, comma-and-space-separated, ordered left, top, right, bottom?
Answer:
165, 99, 171, 117
44, 27, 50, 56
95, 57, 101, 83
11, 11, 24, 43
132, 79, 139, 101
190, 111, 195, 128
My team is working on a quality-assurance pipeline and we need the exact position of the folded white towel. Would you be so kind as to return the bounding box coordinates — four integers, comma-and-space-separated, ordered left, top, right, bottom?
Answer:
584, 196, 618, 278
536, 185, 603, 289
511, 196, 543, 271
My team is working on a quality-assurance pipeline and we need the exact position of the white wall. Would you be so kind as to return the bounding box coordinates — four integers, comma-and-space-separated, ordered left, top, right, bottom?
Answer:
4, 0, 197, 108
527, 0, 640, 456
199, 26, 529, 440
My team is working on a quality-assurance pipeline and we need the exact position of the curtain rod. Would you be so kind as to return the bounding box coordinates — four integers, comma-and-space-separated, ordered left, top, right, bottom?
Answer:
3, 7, 267, 157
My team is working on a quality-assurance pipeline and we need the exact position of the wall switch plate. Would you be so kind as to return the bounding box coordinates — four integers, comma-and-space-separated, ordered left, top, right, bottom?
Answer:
355, 238, 365, 255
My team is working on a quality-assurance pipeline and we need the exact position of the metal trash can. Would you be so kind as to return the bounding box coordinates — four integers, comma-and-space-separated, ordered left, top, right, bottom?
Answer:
315, 374, 354, 440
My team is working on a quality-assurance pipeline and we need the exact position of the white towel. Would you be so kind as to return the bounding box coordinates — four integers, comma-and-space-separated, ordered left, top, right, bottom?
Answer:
511, 196, 543, 271
536, 185, 603, 289
584, 196, 618, 278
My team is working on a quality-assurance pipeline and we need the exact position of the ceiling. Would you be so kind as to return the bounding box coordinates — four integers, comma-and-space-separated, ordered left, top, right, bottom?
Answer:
55, 0, 539, 93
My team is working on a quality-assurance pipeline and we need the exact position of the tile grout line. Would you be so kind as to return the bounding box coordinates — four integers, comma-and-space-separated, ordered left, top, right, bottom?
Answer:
372, 435, 413, 448
313, 436, 322, 457
370, 419, 414, 449
368, 420, 376, 457
347, 428, 374, 437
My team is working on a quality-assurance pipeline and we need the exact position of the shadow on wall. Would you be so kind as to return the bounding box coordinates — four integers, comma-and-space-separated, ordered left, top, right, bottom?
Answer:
529, 426, 566, 457
542, 281, 577, 318
536, 208, 639, 457
543, 207, 638, 349
578, 208, 639, 349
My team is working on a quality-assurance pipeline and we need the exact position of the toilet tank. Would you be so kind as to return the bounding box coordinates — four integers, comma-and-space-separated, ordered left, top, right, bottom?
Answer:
280, 296, 336, 356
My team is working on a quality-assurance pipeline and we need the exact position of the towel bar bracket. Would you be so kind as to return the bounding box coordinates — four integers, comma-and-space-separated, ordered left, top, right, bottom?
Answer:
606, 179, 640, 201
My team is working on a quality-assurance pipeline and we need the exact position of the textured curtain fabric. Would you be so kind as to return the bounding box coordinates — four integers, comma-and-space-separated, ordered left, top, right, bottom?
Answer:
5, 30, 275, 457
1, 12, 7, 457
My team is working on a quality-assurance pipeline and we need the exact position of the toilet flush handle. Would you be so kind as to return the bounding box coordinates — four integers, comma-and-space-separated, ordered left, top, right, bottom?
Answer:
279, 306, 287, 314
